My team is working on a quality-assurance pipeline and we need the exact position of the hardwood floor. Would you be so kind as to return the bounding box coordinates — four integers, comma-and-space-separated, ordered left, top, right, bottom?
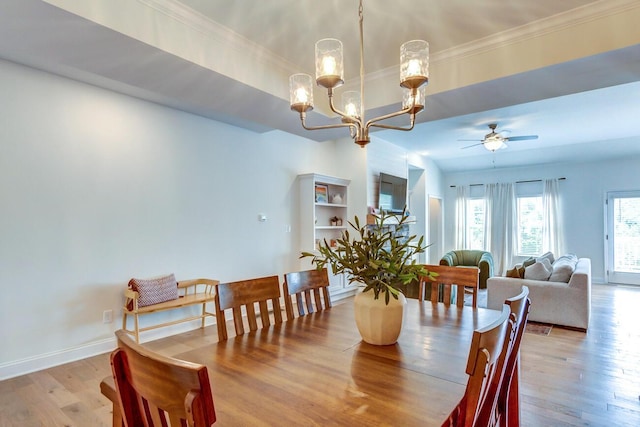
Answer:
1, 283, 639, 426
519, 283, 640, 426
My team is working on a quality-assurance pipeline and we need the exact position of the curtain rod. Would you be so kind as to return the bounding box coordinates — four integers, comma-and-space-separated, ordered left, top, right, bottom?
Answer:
449, 177, 566, 188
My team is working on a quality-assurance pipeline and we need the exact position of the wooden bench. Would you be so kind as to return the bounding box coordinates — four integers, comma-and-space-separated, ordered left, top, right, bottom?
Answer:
122, 278, 218, 343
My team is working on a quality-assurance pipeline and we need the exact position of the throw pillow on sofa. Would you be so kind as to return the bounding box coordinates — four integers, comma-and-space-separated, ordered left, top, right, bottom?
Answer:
549, 254, 578, 282
509, 263, 526, 278
506, 266, 521, 278
536, 251, 555, 265
524, 258, 553, 281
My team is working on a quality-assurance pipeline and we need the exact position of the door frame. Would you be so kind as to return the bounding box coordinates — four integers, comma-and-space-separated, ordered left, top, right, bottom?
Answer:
428, 195, 443, 265
606, 190, 640, 285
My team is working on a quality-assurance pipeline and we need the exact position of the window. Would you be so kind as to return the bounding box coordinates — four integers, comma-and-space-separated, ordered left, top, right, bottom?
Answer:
466, 198, 485, 250
612, 197, 640, 272
517, 196, 543, 256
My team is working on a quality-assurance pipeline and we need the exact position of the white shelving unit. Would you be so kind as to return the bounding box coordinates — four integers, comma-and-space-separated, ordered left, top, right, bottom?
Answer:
298, 173, 355, 298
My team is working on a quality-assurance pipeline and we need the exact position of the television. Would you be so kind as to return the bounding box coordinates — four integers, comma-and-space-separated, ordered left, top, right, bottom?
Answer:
378, 172, 407, 214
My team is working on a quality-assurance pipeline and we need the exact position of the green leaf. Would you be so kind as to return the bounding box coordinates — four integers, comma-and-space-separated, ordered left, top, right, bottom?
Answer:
299, 209, 431, 305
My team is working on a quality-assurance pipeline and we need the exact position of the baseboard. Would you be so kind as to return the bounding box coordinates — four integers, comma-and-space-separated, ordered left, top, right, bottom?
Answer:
0, 337, 115, 381
0, 318, 216, 381
330, 287, 358, 301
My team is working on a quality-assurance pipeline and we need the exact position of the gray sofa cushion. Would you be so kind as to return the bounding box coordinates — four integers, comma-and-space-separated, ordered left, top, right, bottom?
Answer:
549, 254, 578, 282
524, 258, 552, 280
536, 251, 555, 265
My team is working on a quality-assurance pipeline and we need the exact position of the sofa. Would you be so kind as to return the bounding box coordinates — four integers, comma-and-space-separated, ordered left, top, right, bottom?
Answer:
440, 250, 494, 289
487, 256, 591, 331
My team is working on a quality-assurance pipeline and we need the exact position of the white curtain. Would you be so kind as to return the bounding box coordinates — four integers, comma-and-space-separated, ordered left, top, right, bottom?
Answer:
542, 179, 564, 255
455, 185, 467, 249
484, 183, 516, 276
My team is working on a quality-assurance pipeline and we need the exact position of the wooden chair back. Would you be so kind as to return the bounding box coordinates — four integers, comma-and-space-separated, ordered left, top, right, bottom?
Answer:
419, 264, 480, 307
110, 329, 216, 427
496, 286, 531, 427
215, 275, 283, 341
442, 305, 513, 427
283, 268, 332, 320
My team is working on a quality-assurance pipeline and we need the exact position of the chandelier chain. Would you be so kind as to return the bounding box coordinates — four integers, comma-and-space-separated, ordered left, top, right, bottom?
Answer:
359, 0, 365, 123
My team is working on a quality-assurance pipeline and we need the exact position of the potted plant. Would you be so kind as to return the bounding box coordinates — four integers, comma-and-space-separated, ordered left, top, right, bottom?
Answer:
301, 209, 435, 345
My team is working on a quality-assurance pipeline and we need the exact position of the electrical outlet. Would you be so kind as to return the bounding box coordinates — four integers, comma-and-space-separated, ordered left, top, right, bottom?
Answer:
103, 309, 113, 324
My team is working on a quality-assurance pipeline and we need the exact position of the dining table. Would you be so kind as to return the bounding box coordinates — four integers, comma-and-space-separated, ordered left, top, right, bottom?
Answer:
101, 299, 505, 426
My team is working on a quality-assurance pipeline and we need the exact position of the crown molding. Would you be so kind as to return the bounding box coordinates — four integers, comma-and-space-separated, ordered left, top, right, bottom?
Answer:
137, 0, 299, 76
435, 0, 639, 62
353, 0, 640, 86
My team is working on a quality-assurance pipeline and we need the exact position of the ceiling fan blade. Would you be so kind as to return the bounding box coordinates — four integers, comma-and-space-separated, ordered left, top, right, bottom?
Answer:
461, 142, 484, 149
507, 135, 538, 141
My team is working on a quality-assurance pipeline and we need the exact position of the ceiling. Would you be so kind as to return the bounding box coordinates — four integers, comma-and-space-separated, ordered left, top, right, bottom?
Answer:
1, 0, 639, 172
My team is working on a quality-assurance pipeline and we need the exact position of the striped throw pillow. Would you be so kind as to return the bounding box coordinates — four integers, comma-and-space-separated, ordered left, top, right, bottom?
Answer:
128, 274, 178, 309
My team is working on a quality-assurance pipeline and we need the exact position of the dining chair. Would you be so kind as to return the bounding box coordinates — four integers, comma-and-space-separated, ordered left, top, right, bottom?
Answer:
495, 286, 531, 427
419, 264, 480, 308
110, 329, 217, 427
214, 275, 283, 341
442, 305, 513, 427
283, 268, 332, 320
474, 286, 531, 426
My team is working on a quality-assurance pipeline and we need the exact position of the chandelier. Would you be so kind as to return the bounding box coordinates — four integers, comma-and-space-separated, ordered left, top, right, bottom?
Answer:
288, 0, 429, 147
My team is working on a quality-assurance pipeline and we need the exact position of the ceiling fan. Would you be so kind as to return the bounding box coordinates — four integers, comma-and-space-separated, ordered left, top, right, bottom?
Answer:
460, 123, 538, 152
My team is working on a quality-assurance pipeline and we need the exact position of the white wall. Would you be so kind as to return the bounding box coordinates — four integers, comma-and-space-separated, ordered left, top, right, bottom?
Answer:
443, 157, 640, 283
0, 59, 368, 378
409, 155, 445, 262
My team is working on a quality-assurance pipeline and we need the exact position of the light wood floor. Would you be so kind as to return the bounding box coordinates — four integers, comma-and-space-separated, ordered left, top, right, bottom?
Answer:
1, 283, 639, 426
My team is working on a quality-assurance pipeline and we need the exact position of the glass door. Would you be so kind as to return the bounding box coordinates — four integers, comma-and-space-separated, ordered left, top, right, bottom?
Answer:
607, 191, 640, 285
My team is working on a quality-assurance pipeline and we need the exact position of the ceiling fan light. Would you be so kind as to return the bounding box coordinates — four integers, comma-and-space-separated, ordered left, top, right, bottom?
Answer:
483, 136, 504, 151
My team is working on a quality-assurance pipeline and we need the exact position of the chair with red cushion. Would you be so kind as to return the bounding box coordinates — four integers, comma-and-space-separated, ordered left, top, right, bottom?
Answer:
110, 329, 216, 427
495, 286, 531, 426
442, 305, 513, 427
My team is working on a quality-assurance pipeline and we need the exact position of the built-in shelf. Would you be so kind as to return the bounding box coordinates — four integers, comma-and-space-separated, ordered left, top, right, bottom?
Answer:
298, 173, 354, 297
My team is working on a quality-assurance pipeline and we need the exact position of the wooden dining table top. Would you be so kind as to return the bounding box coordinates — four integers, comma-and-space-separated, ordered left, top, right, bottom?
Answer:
167, 299, 502, 426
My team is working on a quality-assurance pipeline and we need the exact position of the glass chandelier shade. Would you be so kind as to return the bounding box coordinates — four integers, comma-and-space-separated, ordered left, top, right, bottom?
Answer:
400, 40, 429, 89
342, 91, 361, 119
289, 73, 314, 113
315, 39, 344, 89
402, 86, 425, 115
